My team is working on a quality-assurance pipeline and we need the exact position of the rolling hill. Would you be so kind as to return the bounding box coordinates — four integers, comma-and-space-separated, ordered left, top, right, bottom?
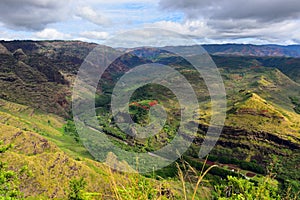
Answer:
0, 41, 300, 199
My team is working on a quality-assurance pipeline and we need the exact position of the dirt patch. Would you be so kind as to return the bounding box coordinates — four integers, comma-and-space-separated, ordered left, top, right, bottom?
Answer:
206, 160, 215, 165
246, 172, 256, 178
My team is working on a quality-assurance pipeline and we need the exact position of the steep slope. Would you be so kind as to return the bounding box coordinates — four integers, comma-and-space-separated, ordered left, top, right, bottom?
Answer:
93, 47, 300, 188
0, 41, 300, 198
0, 98, 184, 199
256, 56, 300, 84
0, 41, 99, 116
226, 92, 300, 140
0, 98, 110, 198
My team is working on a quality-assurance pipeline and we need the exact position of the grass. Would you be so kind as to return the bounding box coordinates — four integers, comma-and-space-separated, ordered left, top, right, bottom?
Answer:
0, 98, 197, 199
1, 42, 300, 198
175, 156, 217, 200
0, 120, 186, 199
0, 98, 94, 159
226, 92, 300, 140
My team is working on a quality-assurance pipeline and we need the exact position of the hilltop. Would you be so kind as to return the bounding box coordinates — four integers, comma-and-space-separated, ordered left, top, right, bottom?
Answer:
0, 41, 299, 199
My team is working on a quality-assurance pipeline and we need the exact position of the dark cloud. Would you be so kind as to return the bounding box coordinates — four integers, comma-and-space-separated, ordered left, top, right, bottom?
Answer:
0, 0, 71, 30
159, 0, 300, 44
159, 0, 300, 22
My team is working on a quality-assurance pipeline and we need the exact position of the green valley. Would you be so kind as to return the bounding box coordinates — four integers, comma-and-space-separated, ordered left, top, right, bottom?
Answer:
0, 41, 300, 199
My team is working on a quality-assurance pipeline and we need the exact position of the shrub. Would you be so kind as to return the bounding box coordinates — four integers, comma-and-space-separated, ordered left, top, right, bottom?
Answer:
68, 177, 87, 200
0, 141, 23, 199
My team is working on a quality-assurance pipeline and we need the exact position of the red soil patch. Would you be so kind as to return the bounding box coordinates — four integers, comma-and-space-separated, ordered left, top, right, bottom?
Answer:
226, 164, 238, 168
130, 100, 158, 110
206, 160, 215, 165
246, 172, 256, 178
148, 100, 158, 107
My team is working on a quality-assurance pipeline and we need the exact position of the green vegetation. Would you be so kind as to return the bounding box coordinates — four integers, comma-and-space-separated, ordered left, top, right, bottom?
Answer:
68, 178, 87, 200
214, 175, 280, 199
0, 41, 300, 199
289, 96, 300, 114
64, 120, 80, 142
0, 141, 23, 199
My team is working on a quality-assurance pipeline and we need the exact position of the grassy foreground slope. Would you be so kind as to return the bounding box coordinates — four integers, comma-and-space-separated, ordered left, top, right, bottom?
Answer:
0, 98, 113, 198
0, 98, 199, 199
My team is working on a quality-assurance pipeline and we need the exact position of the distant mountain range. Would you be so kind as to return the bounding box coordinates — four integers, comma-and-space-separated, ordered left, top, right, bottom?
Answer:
202, 44, 300, 57
0, 40, 300, 198
0, 40, 300, 117
2, 40, 300, 57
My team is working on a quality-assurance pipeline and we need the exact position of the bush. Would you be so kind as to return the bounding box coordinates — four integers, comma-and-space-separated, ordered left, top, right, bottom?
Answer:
64, 120, 80, 142
68, 177, 87, 200
0, 141, 23, 199
214, 175, 281, 200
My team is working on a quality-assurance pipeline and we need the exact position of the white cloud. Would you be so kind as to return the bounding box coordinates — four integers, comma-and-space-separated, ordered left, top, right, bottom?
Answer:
0, 30, 24, 41
76, 6, 111, 26
34, 28, 72, 40
147, 20, 214, 37
158, 0, 300, 44
0, 0, 299, 45
79, 31, 109, 40
144, 18, 300, 45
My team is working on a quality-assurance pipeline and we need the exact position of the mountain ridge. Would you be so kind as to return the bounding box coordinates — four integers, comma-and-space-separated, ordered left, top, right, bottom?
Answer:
0, 40, 300, 199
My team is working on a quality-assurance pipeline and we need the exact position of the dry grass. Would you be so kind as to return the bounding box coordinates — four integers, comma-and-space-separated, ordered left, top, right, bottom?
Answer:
175, 156, 217, 200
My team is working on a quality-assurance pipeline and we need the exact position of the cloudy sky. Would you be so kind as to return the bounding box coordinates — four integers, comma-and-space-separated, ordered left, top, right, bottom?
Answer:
0, 0, 300, 45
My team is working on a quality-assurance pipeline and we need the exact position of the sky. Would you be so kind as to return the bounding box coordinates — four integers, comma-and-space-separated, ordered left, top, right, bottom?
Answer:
0, 0, 300, 45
